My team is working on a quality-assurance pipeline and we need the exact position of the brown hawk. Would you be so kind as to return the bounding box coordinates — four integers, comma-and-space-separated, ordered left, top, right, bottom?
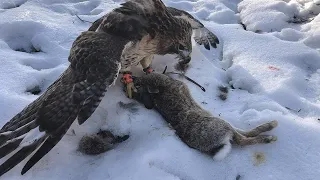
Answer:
0, 0, 219, 177
89, 6, 220, 51
88, 6, 219, 89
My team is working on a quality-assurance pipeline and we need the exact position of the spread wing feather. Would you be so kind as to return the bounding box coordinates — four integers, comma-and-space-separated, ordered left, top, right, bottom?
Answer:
167, 7, 219, 50
88, 16, 105, 31
90, 0, 177, 40
0, 138, 23, 159
0, 31, 128, 176
21, 110, 78, 175
88, 4, 219, 50
0, 136, 47, 177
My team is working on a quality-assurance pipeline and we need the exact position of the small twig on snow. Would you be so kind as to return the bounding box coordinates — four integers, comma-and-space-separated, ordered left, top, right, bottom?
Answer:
285, 107, 301, 113
162, 66, 206, 92
75, 14, 93, 23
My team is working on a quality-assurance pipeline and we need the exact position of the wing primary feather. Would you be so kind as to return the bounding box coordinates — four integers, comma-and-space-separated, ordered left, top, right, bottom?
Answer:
21, 136, 63, 175
209, 40, 217, 48
0, 121, 37, 147
88, 16, 105, 31
0, 31, 125, 177
1, 99, 41, 132
206, 29, 219, 47
0, 136, 46, 177
22, 111, 78, 175
5, 113, 37, 132
0, 134, 8, 147
208, 30, 220, 44
78, 83, 107, 125
2, 121, 37, 144
203, 41, 210, 50
0, 138, 23, 159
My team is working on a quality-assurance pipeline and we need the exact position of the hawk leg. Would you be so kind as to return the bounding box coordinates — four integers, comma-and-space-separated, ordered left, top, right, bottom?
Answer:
140, 55, 154, 74
140, 55, 159, 96
121, 72, 137, 98
122, 55, 154, 98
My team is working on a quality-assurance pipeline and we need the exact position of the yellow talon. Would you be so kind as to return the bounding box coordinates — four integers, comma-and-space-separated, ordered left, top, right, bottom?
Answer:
126, 82, 137, 99
121, 72, 137, 99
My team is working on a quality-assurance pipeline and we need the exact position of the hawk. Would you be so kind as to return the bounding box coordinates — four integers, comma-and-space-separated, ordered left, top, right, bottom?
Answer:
88, 6, 219, 79
89, 6, 219, 51
0, 0, 219, 177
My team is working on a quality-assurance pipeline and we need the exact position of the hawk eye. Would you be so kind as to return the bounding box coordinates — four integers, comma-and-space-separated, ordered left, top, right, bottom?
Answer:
178, 44, 185, 51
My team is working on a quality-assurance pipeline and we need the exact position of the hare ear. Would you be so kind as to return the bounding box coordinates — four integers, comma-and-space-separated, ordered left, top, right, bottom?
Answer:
141, 92, 154, 109
140, 87, 155, 109
131, 86, 154, 109
146, 85, 159, 94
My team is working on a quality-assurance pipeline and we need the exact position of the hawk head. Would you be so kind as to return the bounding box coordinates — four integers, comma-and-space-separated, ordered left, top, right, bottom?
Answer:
156, 17, 193, 65
110, 0, 194, 65
95, 0, 195, 65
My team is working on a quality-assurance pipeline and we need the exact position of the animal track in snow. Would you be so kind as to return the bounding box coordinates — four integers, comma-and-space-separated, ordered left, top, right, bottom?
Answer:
226, 65, 264, 94
0, 20, 69, 72
149, 160, 193, 180
238, 0, 320, 50
26, 85, 42, 95
0, 21, 46, 53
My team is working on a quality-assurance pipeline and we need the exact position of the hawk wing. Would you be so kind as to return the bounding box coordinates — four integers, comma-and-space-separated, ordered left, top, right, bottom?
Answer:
89, 0, 178, 40
167, 7, 219, 50
88, 4, 219, 50
88, 14, 106, 31
0, 31, 128, 176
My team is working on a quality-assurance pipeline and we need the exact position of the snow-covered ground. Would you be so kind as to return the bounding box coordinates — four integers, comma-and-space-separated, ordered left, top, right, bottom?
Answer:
0, 0, 320, 179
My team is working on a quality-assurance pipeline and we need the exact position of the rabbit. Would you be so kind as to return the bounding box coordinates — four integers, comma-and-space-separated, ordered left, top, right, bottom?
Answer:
132, 72, 277, 159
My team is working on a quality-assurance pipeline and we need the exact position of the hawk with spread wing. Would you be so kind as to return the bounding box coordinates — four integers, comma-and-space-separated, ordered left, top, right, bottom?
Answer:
88, 5, 219, 98
89, 6, 219, 51
89, 6, 219, 83
0, 0, 219, 177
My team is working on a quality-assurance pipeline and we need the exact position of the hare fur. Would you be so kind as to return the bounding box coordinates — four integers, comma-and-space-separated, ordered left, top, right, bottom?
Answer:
133, 73, 277, 159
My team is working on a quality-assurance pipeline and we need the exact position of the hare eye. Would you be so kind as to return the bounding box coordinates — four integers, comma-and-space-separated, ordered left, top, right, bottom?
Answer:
178, 44, 185, 51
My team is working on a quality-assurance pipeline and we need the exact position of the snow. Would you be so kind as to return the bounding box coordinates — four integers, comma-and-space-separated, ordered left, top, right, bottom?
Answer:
238, 0, 303, 32
0, 0, 320, 180
238, 0, 320, 50
20, 127, 46, 147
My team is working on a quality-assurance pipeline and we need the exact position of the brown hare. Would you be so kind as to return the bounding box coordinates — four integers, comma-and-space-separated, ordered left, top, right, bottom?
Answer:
133, 73, 277, 159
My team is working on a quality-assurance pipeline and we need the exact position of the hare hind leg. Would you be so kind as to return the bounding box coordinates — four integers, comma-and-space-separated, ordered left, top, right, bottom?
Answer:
236, 120, 278, 137
233, 133, 277, 146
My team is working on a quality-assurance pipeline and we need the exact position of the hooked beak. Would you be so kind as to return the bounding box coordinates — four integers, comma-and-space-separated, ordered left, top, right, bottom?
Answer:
178, 50, 191, 64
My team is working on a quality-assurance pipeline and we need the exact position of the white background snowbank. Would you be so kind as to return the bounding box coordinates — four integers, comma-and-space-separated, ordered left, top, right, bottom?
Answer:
0, 0, 320, 180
